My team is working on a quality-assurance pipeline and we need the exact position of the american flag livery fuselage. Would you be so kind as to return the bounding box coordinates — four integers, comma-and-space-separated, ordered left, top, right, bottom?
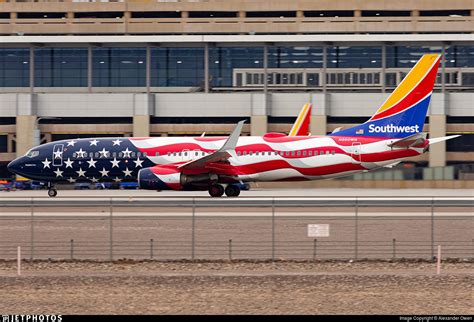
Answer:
7, 54, 460, 197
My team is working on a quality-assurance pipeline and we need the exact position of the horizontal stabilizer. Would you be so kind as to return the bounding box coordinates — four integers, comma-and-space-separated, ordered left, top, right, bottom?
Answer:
428, 135, 461, 145
388, 133, 427, 148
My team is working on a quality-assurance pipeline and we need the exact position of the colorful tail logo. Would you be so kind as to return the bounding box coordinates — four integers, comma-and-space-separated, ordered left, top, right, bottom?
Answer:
289, 103, 312, 136
330, 54, 441, 139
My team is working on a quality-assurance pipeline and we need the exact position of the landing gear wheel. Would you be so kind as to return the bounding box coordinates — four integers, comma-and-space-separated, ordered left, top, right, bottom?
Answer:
225, 185, 241, 197
208, 184, 224, 197
48, 188, 57, 198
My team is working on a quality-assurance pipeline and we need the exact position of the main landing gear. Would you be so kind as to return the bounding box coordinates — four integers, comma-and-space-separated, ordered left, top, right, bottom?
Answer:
208, 184, 241, 197
47, 182, 57, 198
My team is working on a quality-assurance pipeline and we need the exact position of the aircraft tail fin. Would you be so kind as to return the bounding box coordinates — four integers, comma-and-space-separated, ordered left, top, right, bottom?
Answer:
330, 54, 441, 139
289, 103, 312, 136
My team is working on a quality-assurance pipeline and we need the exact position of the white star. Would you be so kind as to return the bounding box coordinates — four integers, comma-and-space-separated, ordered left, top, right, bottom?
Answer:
123, 168, 133, 177
87, 158, 97, 168
53, 150, 63, 159
89, 139, 99, 146
66, 140, 76, 147
90, 177, 99, 183
98, 148, 109, 158
76, 168, 86, 177
122, 148, 132, 158
64, 158, 74, 168
113, 177, 122, 182
54, 168, 63, 177
133, 158, 144, 168
42, 158, 51, 169
67, 177, 76, 183
110, 158, 120, 168
76, 148, 87, 158
112, 139, 122, 146
99, 168, 109, 177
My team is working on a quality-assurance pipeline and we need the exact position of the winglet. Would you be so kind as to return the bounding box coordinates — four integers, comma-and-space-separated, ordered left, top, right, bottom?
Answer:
218, 120, 245, 152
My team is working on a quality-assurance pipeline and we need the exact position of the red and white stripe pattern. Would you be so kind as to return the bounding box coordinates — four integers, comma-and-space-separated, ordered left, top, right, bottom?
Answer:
130, 134, 425, 188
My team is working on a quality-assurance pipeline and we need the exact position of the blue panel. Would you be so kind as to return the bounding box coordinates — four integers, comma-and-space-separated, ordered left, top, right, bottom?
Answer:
268, 46, 323, 68
35, 48, 88, 87
386, 46, 443, 68
209, 47, 263, 87
327, 46, 382, 68
151, 47, 204, 87
93, 47, 146, 87
0, 48, 29, 87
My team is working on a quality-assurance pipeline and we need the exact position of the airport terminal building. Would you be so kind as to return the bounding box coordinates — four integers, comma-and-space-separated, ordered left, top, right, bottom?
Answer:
0, 0, 473, 181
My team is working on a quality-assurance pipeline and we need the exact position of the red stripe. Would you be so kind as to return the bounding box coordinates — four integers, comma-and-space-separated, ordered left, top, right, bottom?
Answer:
233, 160, 365, 176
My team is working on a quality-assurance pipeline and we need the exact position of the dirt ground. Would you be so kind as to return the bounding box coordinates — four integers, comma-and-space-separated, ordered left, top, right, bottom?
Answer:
0, 260, 472, 315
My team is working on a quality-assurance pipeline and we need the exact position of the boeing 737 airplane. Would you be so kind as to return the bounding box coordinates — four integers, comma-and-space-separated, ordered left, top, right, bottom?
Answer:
8, 54, 459, 197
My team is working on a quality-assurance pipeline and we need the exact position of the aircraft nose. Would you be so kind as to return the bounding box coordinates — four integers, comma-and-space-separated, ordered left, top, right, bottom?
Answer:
7, 158, 22, 175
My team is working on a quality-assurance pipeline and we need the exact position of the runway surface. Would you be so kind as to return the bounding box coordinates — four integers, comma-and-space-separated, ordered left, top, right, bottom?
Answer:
2, 187, 473, 198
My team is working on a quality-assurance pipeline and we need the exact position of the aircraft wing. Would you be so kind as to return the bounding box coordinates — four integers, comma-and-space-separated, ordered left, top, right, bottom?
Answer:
178, 120, 244, 171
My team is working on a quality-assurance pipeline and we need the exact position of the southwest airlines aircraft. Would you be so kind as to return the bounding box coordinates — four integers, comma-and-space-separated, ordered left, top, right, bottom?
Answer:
8, 54, 459, 197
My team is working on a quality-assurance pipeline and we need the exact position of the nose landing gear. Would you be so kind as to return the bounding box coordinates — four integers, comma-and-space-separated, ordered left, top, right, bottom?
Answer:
47, 182, 57, 197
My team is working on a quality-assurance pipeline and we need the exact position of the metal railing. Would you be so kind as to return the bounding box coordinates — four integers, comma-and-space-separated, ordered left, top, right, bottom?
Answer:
0, 196, 472, 261
0, 240, 472, 261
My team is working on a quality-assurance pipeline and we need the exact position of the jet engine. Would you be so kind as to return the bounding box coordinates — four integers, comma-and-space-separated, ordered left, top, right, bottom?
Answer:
138, 166, 218, 190
138, 166, 182, 190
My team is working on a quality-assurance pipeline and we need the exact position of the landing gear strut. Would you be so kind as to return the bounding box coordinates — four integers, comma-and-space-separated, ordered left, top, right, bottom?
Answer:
225, 185, 241, 197
47, 182, 57, 198
208, 184, 224, 197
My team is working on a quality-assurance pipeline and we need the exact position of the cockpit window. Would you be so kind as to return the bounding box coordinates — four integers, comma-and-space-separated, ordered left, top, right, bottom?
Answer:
26, 150, 39, 158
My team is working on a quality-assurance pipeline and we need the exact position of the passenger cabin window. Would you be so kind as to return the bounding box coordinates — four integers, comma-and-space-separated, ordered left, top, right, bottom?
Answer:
155, 152, 160, 156
309, 151, 313, 156
332, 151, 335, 155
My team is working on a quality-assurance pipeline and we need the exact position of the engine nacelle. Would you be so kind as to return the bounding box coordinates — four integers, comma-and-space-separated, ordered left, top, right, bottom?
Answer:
138, 166, 182, 190
138, 166, 219, 190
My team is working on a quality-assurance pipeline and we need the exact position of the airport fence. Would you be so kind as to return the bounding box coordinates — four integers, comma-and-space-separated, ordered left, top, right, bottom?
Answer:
0, 197, 472, 261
